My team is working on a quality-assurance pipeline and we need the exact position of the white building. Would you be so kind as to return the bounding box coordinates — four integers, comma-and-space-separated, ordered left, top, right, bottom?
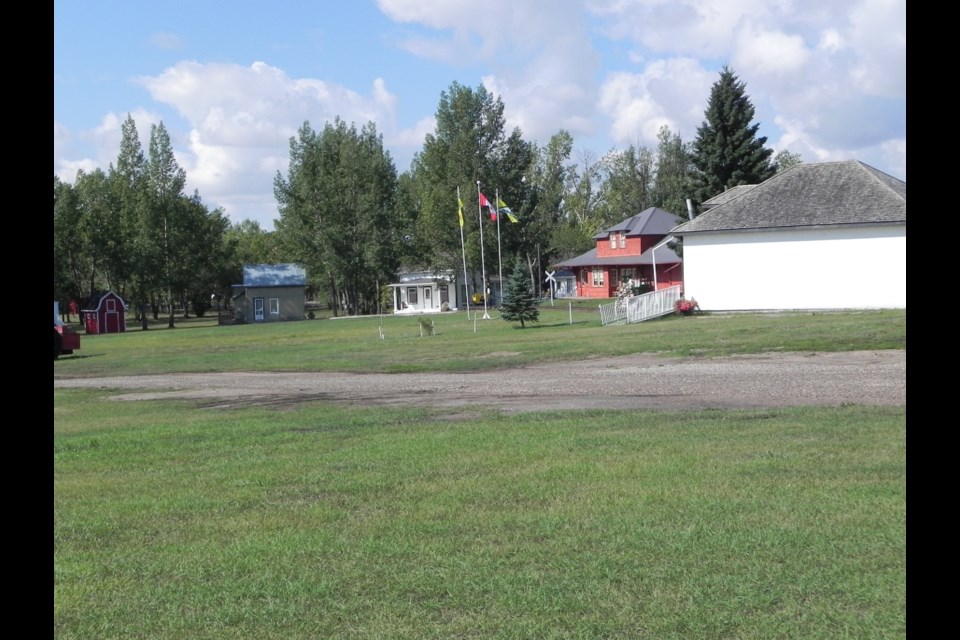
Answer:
671, 160, 906, 311
387, 271, 460, 314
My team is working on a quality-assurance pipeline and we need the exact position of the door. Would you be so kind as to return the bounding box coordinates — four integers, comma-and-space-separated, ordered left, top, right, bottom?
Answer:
254, 298, 265, 321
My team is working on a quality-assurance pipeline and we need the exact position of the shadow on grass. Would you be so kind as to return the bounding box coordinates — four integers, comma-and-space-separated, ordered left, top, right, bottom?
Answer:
508, 320, 593, 329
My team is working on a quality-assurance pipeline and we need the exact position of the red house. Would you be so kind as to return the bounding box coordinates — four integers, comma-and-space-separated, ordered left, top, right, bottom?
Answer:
83, 291, 128, 334
552, 207, 684, 298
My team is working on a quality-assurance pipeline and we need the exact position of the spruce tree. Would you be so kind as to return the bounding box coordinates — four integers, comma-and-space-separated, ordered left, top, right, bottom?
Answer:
690, 67, 775, 204
499, 257, 539, 328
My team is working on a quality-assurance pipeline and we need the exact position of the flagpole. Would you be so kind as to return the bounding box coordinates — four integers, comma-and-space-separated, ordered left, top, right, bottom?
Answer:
457, 186, 470, 321
495, 187, 503, 308
477, 181, 490, 319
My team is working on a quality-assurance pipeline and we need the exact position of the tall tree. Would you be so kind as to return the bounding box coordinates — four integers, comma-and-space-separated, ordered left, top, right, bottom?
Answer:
599, 144, 655, 224
145, 121, 188, 327
408, 82, 526, 297
275, 118, 401, 315
178, 197, 234, 317
109, 114, 149, 316
651, 125, 695, 219
54, 175, 86, 305
527, 130, 577, 294
73, 168, 118, 296
690, 67, 775, 205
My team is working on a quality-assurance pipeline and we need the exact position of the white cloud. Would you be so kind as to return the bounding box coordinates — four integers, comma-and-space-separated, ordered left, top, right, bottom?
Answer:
731, 24, 809, 75
598, 58, 715, 146
379, 0, 601, 146
127, 60, 407, 228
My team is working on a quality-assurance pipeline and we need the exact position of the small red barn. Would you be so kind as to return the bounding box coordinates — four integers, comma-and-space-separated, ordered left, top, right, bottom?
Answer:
83, 291, 127, 334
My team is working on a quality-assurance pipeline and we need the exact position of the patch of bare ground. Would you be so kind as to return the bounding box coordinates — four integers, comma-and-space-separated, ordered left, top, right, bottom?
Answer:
54, 350, 905, 414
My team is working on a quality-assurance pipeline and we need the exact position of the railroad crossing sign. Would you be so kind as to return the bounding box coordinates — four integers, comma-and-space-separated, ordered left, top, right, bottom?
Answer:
544, 270, 556, 305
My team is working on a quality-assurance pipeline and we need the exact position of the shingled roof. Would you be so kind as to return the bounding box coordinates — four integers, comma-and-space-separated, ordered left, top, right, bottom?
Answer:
593, 207, 682, 239
673, 160, 906, 235
553, 242, 682, 268
701, 184, 757, 210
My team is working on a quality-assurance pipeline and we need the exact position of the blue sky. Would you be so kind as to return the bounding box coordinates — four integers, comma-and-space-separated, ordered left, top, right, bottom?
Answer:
54, 0, 906, 231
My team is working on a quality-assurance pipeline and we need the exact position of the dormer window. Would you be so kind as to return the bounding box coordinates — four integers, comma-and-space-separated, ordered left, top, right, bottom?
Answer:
609, 234, 616, 249
619, 232, 626, 248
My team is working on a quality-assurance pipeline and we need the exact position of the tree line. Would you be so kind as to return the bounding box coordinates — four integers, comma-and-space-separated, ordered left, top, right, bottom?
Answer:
55, 66, 802, 320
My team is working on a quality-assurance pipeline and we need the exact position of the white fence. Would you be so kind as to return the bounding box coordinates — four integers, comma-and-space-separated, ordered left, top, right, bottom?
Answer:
599, 285, 683, 326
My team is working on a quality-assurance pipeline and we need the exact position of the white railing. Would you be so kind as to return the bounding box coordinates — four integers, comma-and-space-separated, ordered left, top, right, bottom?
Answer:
599, 285, 683, 326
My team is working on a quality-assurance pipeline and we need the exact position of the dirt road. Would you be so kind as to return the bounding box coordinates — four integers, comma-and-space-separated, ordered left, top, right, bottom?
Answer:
54, 350, 906, 414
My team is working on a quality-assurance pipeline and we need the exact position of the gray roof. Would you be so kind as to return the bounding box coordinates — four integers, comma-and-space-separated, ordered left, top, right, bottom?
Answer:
673, 160, 906, 235
242, 263, 307, 287
701, 184, 757, 209
553, 239, 681, 269
593, 207, 683, 239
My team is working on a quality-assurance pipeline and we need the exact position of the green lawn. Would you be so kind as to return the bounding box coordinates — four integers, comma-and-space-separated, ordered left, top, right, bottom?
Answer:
54, 308, 906, 639
54, 306, 906, 377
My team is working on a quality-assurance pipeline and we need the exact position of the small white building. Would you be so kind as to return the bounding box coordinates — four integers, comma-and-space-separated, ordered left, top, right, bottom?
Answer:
671, 160, 905, 311
387, 271, 461, 314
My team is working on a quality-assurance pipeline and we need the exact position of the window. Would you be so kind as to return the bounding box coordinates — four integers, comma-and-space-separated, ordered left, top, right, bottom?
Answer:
609, 234, 616, 249
407, 287, 418, 304
269, 298, 280, 315
581, 269, 589, 284
439, 285, 449, 303
621, 268, 635, 282
619, 232, 626, 248
592, 267, 604, 286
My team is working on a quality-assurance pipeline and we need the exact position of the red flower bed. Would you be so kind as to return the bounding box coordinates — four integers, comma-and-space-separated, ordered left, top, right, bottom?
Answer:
675, 297, 699, 316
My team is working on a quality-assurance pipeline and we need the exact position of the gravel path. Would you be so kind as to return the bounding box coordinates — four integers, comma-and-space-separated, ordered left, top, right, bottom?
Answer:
54, 350, 906, 414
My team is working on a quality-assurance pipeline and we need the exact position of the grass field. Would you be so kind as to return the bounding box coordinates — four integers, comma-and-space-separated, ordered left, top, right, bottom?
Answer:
54, 307, 906, 639
54, 305, 906, 377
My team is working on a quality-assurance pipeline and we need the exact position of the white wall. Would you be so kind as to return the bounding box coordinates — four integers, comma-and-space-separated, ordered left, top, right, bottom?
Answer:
681, 225, 906, 310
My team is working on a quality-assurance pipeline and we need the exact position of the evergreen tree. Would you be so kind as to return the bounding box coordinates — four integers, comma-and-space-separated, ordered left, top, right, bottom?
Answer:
690, 67, 775, 204
499, 257, 539, 328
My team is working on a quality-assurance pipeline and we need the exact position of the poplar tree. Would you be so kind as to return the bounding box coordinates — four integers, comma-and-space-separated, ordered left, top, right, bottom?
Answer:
274, 118, 401, 315
690, 67, 775, 204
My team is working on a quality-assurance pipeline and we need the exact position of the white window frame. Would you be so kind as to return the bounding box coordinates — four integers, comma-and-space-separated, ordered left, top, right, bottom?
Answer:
592, 267, 604, 286
269, 298, 280, 315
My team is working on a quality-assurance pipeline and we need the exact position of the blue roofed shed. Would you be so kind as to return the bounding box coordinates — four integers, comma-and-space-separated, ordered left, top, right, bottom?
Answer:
231, 264, 307, 323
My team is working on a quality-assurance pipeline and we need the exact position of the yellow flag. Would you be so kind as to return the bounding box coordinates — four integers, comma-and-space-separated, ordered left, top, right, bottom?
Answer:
457, 197, 464, 228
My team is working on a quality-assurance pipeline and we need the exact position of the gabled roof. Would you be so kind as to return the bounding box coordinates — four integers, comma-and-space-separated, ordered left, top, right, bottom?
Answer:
673, 160, 906, 235
594, 207, 683, 239
553, 238, 682, 268
701, 184, 757, 210
84, 290, 128, 311
242, 263, 307, 287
